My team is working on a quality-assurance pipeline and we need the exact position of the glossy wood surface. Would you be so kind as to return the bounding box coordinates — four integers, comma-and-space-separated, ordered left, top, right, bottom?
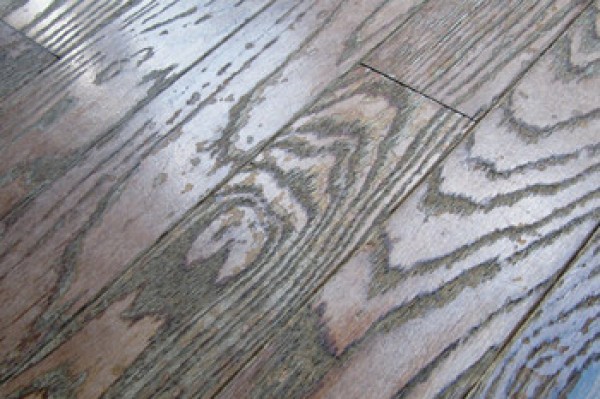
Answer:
0, 0, 598, 398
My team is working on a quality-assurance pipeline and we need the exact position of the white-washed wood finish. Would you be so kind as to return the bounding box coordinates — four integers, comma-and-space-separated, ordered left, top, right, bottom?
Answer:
2, 0, 171, 55
219, 3, 600, 397
365, 0, 590, 118
0, 0, 428, 386
0, 66, 470, 398
469, 230, 600, 398
0, 20, 55, 99
0, 0, 270, 219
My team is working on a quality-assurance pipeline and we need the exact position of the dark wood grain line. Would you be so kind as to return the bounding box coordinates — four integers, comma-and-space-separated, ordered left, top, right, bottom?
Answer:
0, 65, 470, 398
217, 3, 600, 397
0, 20, 56, 100
468, 229, 600, 398
0, 0, 271, 220
364, 0, 591, 118
0, 0, 430, 389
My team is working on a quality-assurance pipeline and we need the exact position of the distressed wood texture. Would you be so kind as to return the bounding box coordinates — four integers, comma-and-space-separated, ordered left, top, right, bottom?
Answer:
365, 0, 591, 118
2, 0, 171, 55
0, 0, 271, 220
0, 66, 470, 398
468, 229, 600, 398
0, 20, 55, 99
219, 3, 600, 398
0, 0, 431, 386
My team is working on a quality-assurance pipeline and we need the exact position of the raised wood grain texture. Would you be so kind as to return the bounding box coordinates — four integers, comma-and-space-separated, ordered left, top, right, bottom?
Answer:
2, 0, 151, 55
365, 0, 591, 118
0, 66, 470, 398
0, 20, 55, 99
0, 0, 429, 387
219, 3, 600, 397
468, 230, 600, 399
0, 0, 270, 220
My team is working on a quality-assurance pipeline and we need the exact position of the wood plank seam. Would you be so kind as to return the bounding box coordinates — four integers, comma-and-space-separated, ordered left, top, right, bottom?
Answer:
362, 0, 594, 119
361, 62, 474, 120
465, 223, 600, 398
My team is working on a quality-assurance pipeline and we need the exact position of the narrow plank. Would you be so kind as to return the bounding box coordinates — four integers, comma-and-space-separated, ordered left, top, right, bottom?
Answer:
0, 65, 470, 398
364, 0, 590, 118
0, 0, 429, 385
469, 230, 600, 398
219, 3, 600, 397
0, 0, 270, 220
0, 20, 55, 99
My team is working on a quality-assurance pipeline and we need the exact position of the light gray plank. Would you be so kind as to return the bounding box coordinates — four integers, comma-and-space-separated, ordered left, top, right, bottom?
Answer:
218, 3, 600, 397
0, 0, 270, 219
365, 0, 590, 118
469, 230, 600, 399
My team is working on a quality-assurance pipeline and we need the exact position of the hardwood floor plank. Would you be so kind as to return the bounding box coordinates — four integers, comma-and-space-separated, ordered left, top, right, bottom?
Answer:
0, 0, 270, 220
0, 0, 430, 388
218, 3, 600, 397
0, 65, 470, 398
0, 20, 55, 99
2, 0, 155, 55
468, 229, 600, 398
364, 0, 590, 118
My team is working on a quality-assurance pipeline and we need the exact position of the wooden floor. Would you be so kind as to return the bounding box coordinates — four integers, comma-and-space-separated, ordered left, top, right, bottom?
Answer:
0, 0, 598, 398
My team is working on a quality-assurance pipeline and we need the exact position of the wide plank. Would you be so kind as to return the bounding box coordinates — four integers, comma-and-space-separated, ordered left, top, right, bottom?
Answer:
0, 20, 55, 99
0, 0, 269, 220
0, 65, 470, 398
0, 0, 429, 385
364, 0, 590, 118
468, 230, 600, 398
219, 3, 600, 397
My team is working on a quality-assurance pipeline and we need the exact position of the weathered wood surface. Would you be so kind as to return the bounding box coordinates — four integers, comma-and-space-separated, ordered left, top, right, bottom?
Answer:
219, 3, 600, 397
468, 229, 600, 398
0, 65, 470, 398
0, 20, 55, 99
0, 0, 270, 220
0, 0, 432, 388
365, 0, 591, 118
1, 0, 136, 55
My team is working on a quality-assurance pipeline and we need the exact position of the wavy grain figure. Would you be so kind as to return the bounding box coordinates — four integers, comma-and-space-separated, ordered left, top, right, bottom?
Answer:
0, 66, 469, 398
470, 230, 600, 398
0, 0, 428, 387
219, 3, 600, 398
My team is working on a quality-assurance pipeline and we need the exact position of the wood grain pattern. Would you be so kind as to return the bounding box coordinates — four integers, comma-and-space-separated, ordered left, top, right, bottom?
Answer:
365, 0, 591, 118
468, 230, 600, 399
0, 66, 470, 398
219, 3, 600, 397
0, 0, 270, 220
0, 20, 55, 99
2, 0, 161, 55
0, 0, 430, 387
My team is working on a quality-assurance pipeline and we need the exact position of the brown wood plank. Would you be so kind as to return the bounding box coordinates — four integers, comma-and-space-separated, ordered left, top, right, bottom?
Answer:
0, 0, 270, 220
218, 3, 600, 397
468, 229, 600, 398
364, 0, 590, 118
0, 20, 55, 99
0, 0, 430, 388
0, 65, 470, 398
